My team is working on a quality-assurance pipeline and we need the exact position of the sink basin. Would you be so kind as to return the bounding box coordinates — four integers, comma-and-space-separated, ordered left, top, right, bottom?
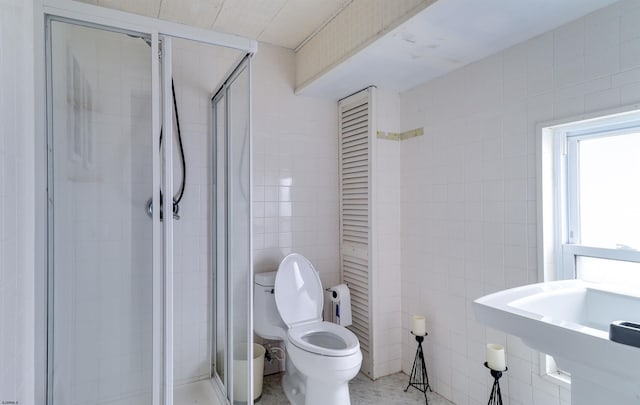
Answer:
473, 280, 640, 405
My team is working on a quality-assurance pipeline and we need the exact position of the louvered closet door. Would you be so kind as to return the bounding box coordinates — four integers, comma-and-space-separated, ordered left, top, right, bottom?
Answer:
339, 88, 373, 376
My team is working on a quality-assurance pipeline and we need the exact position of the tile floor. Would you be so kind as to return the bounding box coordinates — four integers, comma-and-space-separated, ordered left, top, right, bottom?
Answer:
258, 372, 454, 405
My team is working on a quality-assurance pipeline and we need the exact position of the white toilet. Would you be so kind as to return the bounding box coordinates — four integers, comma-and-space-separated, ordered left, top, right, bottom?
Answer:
253, 253, 362, 405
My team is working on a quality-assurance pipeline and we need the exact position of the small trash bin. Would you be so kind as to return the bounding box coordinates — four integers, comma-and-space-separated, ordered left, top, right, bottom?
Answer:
233, 343, 266, 402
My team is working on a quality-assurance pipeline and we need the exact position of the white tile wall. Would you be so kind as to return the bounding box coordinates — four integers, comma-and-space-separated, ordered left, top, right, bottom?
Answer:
252, 43, 341, 290
0, 1, 35, 404
399, 1, 640, 404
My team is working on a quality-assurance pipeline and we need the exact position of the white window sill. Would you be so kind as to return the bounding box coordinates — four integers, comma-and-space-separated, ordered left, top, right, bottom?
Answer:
542, 369, 571, 390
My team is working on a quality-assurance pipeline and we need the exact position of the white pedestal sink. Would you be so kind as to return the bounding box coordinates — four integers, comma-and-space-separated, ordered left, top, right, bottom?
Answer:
473, 280, 640, 405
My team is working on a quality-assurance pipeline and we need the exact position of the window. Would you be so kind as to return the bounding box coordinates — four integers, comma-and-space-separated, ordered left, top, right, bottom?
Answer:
538, 106, 640, 384
540, 108, 640, 284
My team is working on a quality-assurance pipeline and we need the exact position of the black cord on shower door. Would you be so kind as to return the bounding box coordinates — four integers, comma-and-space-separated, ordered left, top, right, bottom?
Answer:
148, 77, 187, 220
158, 79, 187, 200
132, 35, 187, 220
170, 79, 186, 205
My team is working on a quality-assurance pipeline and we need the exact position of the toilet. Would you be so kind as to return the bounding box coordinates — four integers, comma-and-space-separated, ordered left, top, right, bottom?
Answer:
253, 253, 362, 405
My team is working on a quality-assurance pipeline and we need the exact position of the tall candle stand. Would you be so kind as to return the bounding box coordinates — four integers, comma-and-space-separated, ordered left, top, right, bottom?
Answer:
404, 331, 432, 404
484, 362, 507, 405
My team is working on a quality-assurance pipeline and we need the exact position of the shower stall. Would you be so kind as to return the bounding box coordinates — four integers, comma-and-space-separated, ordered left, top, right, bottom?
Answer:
43, 2, 254, 404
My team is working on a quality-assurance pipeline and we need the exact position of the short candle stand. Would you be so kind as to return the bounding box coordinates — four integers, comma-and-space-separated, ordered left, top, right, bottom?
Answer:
484, 362, 507, 405
404, 331, 432, 404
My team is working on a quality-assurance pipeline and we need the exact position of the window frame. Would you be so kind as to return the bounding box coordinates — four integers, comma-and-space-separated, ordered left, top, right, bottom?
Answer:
540, 106, 640, 283
554, 121, 640, 278
561, 124, 640, 278
537, 104, 640, 385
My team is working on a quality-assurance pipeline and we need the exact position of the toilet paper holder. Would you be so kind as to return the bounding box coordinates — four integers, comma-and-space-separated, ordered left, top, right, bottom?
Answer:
325, 282, 349, 297
325, 283, 352, 327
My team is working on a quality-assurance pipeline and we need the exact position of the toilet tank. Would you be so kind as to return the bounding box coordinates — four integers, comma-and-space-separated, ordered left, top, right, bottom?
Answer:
254, 271, 287, 340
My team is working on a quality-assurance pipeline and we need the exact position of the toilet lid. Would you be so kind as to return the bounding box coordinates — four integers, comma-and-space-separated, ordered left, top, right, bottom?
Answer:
274, 253, 323, 327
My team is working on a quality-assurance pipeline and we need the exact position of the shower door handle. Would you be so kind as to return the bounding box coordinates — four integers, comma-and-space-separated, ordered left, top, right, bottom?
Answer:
146, 197, 180, 220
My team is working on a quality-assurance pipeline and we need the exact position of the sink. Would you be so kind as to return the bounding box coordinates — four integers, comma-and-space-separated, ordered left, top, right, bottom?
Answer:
473, 280, 640, 405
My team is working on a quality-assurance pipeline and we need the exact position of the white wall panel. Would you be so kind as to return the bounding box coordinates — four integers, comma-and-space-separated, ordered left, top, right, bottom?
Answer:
251, 43, 340, 292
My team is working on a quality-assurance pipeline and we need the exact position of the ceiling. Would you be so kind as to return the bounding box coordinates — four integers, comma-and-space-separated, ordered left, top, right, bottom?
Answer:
298, 0, 620, 98
80, 0, 621, 99
79, 0, 352, 49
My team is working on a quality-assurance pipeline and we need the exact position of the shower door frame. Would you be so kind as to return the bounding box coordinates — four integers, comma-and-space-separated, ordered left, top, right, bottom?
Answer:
37, 1, 256, 404
210, 54, 254, 403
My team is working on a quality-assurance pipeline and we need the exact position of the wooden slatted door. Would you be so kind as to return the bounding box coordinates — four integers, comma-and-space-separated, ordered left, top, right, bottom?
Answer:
338, 87, 373, 376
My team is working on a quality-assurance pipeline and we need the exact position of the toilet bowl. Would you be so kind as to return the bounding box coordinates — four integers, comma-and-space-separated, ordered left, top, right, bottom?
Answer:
253, 254, 362, 405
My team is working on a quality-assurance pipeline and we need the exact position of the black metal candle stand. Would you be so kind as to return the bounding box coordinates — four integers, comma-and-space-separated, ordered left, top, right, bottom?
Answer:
484, 362, 507, 405
404, 331, 432, 404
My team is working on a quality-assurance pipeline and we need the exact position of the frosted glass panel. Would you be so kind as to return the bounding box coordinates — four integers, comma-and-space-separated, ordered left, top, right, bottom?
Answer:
577, 256, 640, 286
210, 58, 252, 402
228, 63, 251, 390
213, 93, 226, 384
578, 132, 640, 249
49, 21, 153, 404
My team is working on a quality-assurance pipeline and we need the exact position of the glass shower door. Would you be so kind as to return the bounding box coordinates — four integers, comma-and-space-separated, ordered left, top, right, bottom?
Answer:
228, 58, 253, 404
47, 20, 155, 404
212, 91, 227, 387
211, 56, 252, 403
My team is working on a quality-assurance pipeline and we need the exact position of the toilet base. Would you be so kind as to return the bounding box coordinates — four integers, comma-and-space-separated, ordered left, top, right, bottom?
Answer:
282, 371, 305, 405
282, 372, 352, 405
284, 338, 361, 405
305, 379, 351, 405
282, 356, 305, 405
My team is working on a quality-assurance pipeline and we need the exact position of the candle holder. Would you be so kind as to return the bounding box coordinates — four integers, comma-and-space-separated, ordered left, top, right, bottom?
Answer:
484, 362, 507, 405
404, 331, 432, 404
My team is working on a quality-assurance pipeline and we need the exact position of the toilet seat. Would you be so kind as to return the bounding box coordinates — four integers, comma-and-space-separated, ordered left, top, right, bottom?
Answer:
288, 321, 360, 357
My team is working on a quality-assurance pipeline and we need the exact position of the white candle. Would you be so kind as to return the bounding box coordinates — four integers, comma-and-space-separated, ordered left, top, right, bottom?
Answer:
412, 315, 426, 336
486, 344, 506, 371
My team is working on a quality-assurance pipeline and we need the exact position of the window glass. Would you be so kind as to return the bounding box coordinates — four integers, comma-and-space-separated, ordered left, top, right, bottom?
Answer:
577, 131, 640, 249
576, 256, 640, 285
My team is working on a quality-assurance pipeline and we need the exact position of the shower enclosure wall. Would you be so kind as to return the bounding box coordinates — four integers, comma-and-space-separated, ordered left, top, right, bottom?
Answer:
42, 2, 255, 403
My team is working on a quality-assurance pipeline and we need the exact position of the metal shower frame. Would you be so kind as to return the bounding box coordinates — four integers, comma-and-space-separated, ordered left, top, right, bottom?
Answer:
37, 1, 256, 404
